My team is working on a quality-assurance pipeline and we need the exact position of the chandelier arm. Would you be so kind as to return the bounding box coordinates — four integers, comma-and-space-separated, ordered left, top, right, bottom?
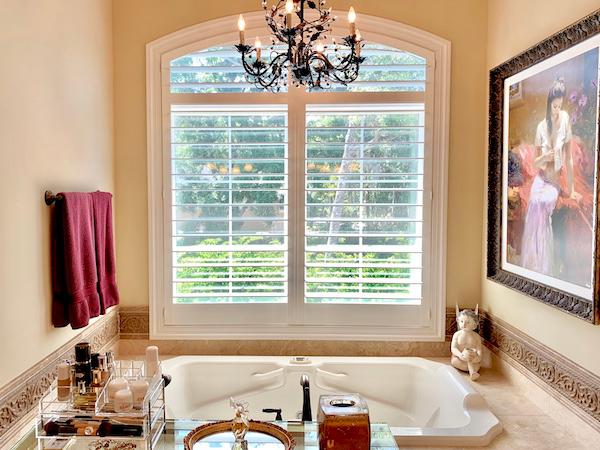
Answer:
242, 52, 289, 79
327, 38, 364, 71
266, 17, 289, 43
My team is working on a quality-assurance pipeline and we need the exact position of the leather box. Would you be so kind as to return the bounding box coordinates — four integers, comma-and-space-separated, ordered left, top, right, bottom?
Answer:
317, 393, 370, 450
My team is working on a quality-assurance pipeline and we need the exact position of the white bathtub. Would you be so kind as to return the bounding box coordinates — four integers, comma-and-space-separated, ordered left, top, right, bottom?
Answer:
161, 356, 501, 447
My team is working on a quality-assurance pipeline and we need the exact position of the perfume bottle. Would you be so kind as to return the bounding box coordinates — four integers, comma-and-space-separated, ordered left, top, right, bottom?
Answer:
56, 361, 71, 402
98, 354, 110, 385
74, 342, 92, 386
72, 381, 96, 411
91, 368, 103, 394
105, 351, 115, 376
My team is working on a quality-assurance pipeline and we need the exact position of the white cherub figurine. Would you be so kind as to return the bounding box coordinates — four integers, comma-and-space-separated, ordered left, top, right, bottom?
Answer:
451, 304, 483, 381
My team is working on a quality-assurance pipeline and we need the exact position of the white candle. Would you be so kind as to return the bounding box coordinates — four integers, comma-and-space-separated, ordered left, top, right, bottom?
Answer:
113, 388, 133, 413
348, 7, 356, 36
255, 37, 262, 60
107, 377, 129, 400
238, 15, 246, 44
130, 379, 150, 407
285, 0, 294, 28
145, 346, 160, 377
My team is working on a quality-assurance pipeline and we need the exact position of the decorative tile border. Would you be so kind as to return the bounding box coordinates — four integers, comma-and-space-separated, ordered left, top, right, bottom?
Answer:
479, 312, 600, 430
0, 307, 119, 447
119, 305, 150, 339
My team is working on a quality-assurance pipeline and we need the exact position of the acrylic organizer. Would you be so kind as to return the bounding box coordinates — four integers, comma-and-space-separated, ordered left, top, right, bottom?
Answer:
36, 360, 166, 450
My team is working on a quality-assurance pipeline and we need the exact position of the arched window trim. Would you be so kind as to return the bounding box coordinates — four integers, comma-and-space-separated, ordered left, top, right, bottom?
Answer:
147, 11, 450, 340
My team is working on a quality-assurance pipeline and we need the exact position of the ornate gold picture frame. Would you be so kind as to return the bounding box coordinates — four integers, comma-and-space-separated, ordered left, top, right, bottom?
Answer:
487, 9, 600, 323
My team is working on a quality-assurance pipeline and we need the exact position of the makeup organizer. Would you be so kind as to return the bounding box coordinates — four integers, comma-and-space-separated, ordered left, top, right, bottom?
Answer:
36, 360, 165, 450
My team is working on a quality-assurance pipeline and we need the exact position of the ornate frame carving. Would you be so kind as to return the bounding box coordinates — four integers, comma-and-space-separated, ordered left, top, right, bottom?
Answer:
487, 9, 600, 323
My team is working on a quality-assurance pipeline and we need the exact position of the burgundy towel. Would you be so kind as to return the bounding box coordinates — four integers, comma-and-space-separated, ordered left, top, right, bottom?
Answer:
51, 193, 101, 329
91, 191, 120, 312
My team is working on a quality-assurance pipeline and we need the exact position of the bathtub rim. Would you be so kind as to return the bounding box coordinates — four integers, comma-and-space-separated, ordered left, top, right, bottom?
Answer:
160, 355, 503, 447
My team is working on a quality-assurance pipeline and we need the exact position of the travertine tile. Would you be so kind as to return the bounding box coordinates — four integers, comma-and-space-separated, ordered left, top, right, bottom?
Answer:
117, 339, 451, 358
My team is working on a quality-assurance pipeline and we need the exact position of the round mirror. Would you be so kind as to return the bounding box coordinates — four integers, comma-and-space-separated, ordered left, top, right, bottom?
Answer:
192, 431, 285, 449
184, 420, 295, 450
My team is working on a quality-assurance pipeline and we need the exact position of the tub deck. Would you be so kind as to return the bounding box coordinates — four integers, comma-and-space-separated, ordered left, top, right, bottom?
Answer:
161, 356, 502, 446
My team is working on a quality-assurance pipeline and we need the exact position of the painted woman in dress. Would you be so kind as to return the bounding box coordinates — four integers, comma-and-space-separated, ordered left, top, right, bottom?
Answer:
520, 78, 581, 275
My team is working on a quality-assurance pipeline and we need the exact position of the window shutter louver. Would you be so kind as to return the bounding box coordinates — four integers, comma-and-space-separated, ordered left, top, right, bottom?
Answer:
304, 104, 425, 304
170, 105, 289, 304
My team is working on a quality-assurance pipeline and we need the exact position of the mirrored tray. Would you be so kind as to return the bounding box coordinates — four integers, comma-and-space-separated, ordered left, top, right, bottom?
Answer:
183, 420, 295, 450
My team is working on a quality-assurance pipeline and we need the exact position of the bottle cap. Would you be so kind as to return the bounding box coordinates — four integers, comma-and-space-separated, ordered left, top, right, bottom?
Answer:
145, 346, 159, 361
75, 342, 91, 362
57, 362, 71, 380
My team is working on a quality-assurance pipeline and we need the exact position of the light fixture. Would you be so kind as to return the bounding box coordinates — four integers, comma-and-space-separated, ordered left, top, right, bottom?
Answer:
235, 0, 364, 91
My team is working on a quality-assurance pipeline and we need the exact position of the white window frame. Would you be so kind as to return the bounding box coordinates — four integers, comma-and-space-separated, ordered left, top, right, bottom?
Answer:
147, 11, 450, 341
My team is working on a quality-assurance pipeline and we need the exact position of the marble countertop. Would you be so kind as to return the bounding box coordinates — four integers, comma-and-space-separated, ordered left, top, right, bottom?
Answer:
402, 357, 599, 450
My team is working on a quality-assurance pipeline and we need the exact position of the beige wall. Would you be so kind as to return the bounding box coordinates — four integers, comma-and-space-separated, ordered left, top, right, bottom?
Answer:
484, 0, 600, 375
113, 0, 488, 310
0, 0, 114, 386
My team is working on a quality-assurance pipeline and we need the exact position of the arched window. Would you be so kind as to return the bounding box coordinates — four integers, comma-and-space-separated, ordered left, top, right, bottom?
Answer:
147, 12, 450, 339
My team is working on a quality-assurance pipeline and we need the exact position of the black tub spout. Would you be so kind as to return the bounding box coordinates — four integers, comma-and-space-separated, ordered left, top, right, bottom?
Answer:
300, 373, 312, 421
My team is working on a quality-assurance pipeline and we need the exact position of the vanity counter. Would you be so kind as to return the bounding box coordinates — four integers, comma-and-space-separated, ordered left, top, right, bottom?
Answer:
24, 420, 399, 450
161, 420, 399, 450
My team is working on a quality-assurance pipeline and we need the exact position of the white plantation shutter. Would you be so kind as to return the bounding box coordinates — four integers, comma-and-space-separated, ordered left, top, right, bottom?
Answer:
170, 45, 289, 93
170, 105, 288, 304
313, 43, 427, 92
169, 43, 425, 94
150, 19, 449, 338
304, 104, 425, 305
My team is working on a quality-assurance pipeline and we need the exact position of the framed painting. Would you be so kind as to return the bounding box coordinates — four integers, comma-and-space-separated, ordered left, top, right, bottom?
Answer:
488, 9, 600, 323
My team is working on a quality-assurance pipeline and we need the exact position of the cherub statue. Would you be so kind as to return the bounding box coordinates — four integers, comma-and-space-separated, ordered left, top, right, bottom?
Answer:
451, 304, 483, 381
230, 397, 250, 450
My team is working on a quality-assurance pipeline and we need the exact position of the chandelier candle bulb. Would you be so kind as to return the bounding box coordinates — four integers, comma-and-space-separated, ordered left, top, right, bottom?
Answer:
315, 41, 325, 54
348, 7, 356, 36
237, 15, 246, 44
285, 0, 294, 28
255, 37, 262, 60
355, 29, 362, 57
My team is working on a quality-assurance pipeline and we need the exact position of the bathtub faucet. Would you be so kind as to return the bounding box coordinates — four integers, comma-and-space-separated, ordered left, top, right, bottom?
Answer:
300, 373, 312, 422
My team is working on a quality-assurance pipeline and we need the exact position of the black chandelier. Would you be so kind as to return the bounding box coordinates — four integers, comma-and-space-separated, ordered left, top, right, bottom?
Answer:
235, 0, 364, 91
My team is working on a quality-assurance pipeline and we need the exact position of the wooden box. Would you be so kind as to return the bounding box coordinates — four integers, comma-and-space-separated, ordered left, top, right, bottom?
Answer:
317, 393, 370, 450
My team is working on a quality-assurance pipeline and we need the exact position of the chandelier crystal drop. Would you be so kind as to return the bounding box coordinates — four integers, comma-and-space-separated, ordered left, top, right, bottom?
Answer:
235, 0, 365, 91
